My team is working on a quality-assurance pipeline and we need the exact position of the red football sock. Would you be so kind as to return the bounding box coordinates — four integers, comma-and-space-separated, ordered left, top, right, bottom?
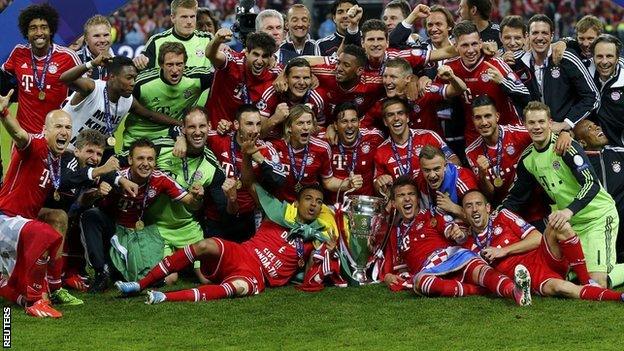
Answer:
26, 256, 49, 303
46, 256, 64, 292
579, 285, 623, 301
139, 245, 197, 290
417, 275, 485, 297
559, 235, 591, 285
465, 260, 514, 298
165, 282, 237, 302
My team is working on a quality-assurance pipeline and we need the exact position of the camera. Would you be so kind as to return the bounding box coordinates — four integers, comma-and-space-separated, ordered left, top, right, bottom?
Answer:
232, 0, 257, 46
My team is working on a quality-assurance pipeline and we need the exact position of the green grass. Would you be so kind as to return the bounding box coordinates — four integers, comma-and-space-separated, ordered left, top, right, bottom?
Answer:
5, 282, 624, 351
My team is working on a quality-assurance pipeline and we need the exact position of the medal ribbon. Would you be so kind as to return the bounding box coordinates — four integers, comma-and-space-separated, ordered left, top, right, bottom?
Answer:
396, 218, 415, 253
47, 153, 61, 191
338, 132, 361, 174
472, 216, 493, 250
287, 142, 309, 184
103, 86, 118, 136
481, 126, 503, 181
182, 156, 204, 188
240, 59, 252, 104
31, 46, 53, 94
295, 237, 304, 262
390, 132, 413, 176
229, 136, 241, 180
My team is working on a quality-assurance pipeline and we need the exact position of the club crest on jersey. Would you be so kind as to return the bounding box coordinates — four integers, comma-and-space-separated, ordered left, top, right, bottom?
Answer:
611, 91, 621, 101
195, 48, 205, 57
612, 161, 621, 173
361, 142, 371, 154
428, 85, 440, 93
480, 73, 490, 82
506, 145, 515, 155
48, 63, 58, 74
183, 89, 193, 99
412, 104, 421, 113
550, 67, 560, 79
306, 155, 314, 165
552, 160, 561, 170
354, 96, 364, 105
494, 226, 503, 235
147, 188, 157, 199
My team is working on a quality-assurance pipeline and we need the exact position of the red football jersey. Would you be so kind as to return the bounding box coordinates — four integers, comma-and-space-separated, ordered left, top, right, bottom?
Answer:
363, 48, 430, 76
2, 44, 80, 133
204, 131, 280, 217
101, 169, 187, 228
442, 56, 524, 144
361, 83, 447, 135
415, 163, 478, 210
311, 58, 384, 122
257, 85, 329, 139
323, 128, 384, 204
0, 135, 57, 218
374, 129, 454, 180
205, 50, 282, 128
269, 137, 333, 202
243, 219, 314, 287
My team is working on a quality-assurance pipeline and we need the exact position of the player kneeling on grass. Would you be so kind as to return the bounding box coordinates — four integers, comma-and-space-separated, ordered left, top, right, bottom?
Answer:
386, 176, 531, 305
115, 183, 330, 303
461, 190, 624, 302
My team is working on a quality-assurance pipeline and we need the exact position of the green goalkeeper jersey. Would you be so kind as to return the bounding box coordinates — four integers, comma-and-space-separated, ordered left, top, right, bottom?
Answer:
146, 145, 223, 245
503, 133, 616, 225
142, 28, 214, 69
122, 66, 213, 150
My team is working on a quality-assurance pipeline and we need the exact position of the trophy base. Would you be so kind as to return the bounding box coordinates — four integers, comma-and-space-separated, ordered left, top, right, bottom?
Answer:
351, 268, 372, 285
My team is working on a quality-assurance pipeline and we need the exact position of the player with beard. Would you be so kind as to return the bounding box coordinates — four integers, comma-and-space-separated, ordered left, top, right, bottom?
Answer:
362, 57, 466, 135
115, 184, 329, 304
204, 105, 285, 242
383, 176, 531, 305
75, 15, 115, 80
373, 98, 459, 197
0, 93, 76, 317
257, 58, 327, 140
462, 190, 624, 302
440, 21, 530, 145
2, 3, 81, 133
205, 29, 281, 129
269, 104, 362, 202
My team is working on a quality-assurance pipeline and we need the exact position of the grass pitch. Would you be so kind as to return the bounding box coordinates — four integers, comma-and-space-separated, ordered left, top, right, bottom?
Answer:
5, 281, 624, 351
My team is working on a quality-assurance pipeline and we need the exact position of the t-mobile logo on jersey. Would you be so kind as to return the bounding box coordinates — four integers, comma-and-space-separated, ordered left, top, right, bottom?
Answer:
20, 75, 50, 93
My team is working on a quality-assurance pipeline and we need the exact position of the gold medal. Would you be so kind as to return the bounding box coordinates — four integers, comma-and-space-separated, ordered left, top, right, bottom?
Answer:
298, 258, 305, 268
493, 177, 504, 188
135, 220, 145, 231
235, 179, 242, 190
294, 182, 302, 193
107, 136, 116, 147
429, 217, 438, 228
53, 190, 60, 201
38, 91, 46, 100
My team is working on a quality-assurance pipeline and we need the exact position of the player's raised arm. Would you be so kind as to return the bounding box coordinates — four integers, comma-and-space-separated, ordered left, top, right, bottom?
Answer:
60, 49, 112, 96
205, 28, 231, 68
0, 90, 29, 149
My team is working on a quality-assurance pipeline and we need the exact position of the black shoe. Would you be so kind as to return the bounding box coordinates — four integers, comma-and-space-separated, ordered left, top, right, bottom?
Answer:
88, 268, 111, 293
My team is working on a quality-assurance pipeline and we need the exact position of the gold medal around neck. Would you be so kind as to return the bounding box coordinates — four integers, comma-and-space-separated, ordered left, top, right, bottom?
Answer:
235, 179, 242, 190
298, 258, 305, 268
53, 190, 60, 201
294, 182, 303, 193
135, 220, 145, 231
429, 217, 438, 228
107, 136, 116, 147
38, 91, 46, 100
493, 177, 504, 188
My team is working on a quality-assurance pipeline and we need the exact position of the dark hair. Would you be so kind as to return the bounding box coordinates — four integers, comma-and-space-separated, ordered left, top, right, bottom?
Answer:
461, 189, 488, 205
284, 57, 311, 76
452, 20, 479, 40
361, 19, 388, 40
296, 183, 324, 200
158, 41, 188, 66
471, 95, 496, 110
341, 44, 368, 67
523, 101, 552, 120
528, 14, 554, 34
467, 0, 493, 20
183, 107, 208, 125
197, 7, 219, 30
129, 138, 158, 157
382, 97, 409, 115
245, 31, 278, 55
236, 104, 260, 122
107, 56, 136, 76
426, 5, 455, 32
385, 0, 411, 19
334, 101, 358, 121
500, 15, 527, 36
75, 129, 107, 150
331, 0, 359, 16
390, 175, 417, 200
591, 34, 622, 59
418, 145, 445, 160
18, 4, 59, 39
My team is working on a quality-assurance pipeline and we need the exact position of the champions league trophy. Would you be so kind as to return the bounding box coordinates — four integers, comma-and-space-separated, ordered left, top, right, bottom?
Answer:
340, 195, 387, 284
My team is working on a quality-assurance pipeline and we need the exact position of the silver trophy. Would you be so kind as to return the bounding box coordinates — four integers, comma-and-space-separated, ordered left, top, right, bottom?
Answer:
341, 195, 386, 284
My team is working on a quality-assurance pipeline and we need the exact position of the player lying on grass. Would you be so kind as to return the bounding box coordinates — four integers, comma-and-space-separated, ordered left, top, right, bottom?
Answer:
461, 190, 624, 302
384, 176, 532, 306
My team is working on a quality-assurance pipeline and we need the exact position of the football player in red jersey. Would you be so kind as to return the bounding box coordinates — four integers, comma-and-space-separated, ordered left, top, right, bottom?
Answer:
439, 20, 530, 145
462, 190, 624, 302
115, 184, 327, 304
205, 28, 281, 130
0, 90, 78, 318
373, 98, 459, 196
384, 177, 531, 305
1, 4, 80, 133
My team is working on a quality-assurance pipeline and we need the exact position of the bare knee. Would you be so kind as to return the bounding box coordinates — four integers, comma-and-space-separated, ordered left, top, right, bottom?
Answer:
165, 273, 179, 285
231, 279, 251, 297
192, 239, 218, 256
590, 272, 608, 288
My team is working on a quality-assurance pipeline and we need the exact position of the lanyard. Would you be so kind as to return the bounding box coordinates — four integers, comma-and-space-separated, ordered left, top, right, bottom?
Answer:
396, 218, 415, 253
31, 46, 52, 93
229, 136, 241, 179
47, 152, 61, 191
102, 86, 118, 136
338, 132, 361, 174
182, 155, 204, 188
287, 142, 309, 184
482, 126, 503, 178
472, 217, 493, 250
390, 132, 413, 176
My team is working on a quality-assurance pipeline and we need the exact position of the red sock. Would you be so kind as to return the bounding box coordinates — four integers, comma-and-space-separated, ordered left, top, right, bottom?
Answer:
165, 282, 237, 302
46, 256, 64, 292
139, 245, 196, 290
579, 285, 623, 301
417, 275, 484, 297
26, 256, 49, 303
465, 261, 514, 298
559, 235, 591, 285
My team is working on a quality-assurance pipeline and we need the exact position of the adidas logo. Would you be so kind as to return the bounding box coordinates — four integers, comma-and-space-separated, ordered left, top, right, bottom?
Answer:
520, 73, 528, 80
21, 63, 28, 68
